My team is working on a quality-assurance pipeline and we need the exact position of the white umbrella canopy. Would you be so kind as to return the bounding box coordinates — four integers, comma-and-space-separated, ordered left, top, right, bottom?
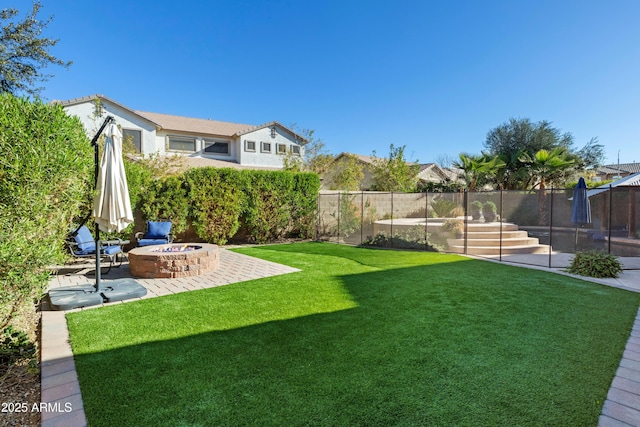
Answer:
47, 117, 146, 310
93, 123, 134, 233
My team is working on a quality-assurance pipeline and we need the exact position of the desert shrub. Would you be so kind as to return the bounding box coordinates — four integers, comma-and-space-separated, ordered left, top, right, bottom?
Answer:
361, 226, 437, 251
442, 219, 464, 237
0, 94, 92, 326
0, 326, 36, 370
329, 193, 361, 239
566, 251, 623, 278
430, 198, 458, 218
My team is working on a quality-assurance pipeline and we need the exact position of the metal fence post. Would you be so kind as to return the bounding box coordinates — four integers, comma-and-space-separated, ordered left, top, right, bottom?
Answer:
548, 188, 554, 268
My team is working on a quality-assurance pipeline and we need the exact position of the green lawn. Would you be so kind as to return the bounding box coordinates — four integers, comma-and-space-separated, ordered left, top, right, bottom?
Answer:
66, 242, 640, 426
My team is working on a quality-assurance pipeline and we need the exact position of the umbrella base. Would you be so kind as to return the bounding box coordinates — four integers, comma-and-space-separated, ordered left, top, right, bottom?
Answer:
47, 279, 147, 310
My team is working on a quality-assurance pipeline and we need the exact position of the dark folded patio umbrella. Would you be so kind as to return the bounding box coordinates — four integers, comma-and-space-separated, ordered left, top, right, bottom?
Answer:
571, 177, 591, 249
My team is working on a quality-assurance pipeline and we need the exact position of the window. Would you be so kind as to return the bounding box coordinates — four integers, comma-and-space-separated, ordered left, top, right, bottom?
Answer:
168, 136, 196, 152
291, 145, 301, 156
122, 129, 142, 152
276, 143, 287, 154
261, 141, 272, 153
204, 140, 230, 155
245, 140, 256, 152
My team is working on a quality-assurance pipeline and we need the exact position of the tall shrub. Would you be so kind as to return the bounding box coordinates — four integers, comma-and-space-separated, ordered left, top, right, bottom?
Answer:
0, 94, 92, 326
139, 175, 189, 234
289, 173, 321, 238
242, 171, 320, 243
185, 168, 245, 245
243, 171, 296, 243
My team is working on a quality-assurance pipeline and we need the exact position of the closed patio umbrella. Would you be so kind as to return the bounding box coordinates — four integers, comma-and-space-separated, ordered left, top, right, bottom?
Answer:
571, 177, 591, 249
48, 116, 146, 310
94, 123, 134, 233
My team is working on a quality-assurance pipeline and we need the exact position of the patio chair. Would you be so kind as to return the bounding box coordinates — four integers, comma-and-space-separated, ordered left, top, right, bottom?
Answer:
66, 225, 126, 273
135, 220, 174, 246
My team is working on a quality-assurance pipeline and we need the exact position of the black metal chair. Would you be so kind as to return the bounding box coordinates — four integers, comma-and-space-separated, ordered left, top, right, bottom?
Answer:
67, 225, 126, 273
135, 220, 174, 246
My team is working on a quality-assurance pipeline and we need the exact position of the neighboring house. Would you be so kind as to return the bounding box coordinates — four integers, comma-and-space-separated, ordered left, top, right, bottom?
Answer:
54, 94, 306, 170
595, 163, 640, 182
587, 172, 640, 237
324, 152, 452, 190
416, 163, 453, 185
323, 153, 377, 190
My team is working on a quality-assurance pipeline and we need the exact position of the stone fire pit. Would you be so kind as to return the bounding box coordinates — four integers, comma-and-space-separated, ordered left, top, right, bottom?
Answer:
128, 243, 219, 278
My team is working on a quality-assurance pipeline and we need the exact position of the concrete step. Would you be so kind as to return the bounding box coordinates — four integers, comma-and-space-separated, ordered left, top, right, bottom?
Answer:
465, 222, 520, 233
447, 244, 551, 255
448, 237, 541, 247
464, 230, 529, 239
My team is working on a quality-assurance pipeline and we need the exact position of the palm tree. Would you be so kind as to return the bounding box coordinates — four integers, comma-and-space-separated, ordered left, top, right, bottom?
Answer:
520, 148, 575, 225
520, 148, 575, 190
454, 153, 505, 191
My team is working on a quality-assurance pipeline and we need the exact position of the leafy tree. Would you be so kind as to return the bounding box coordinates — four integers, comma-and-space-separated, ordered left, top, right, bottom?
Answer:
282, 127, 334, 175
577, 137, 606, 170
484, 118, 587, 190
326, 153, 364, 190
370, 144, 420, 192
0, 1, 71, 97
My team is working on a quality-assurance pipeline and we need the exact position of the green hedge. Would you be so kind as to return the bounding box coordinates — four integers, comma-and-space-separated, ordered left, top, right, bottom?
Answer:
138, 168, 320, 245
0, 94, 92, 326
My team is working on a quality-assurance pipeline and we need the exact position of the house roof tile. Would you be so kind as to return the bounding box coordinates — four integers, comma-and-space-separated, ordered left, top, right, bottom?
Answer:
135, 111, 253, 137
598, 163, 640, 175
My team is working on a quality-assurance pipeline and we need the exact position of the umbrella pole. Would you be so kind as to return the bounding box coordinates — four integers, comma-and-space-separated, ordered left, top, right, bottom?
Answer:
91, 116, 114, 294
95, 224, 101, 292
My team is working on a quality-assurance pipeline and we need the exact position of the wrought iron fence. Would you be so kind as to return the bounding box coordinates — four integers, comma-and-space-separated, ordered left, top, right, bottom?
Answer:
316, 187, 640, 269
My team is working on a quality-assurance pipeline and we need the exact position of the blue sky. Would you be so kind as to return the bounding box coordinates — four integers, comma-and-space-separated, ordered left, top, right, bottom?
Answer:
37, 0, 640, 165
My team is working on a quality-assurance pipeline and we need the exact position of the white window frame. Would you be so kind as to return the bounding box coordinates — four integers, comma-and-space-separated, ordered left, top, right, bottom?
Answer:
245, 140, 256, 152
276, 143, 287, 154
261, 141, 272, 153
290, 145, 301, 156
122, 128, 142, 153
203, 139, 230, 156
168, 136, 196, 152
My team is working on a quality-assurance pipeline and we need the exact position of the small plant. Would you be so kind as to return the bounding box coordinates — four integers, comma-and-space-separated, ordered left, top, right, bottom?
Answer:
1, 326, 36, 367
483, 201, 498, 222
483, 201, 497, 213
470, 200, 483, 220
430, 199, 458, 218
442, 219, 464, 238
566, 250, 623, 278
361, 228, 437, 251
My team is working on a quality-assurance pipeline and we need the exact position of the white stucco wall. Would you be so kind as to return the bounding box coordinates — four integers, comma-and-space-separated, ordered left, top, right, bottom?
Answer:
62, 99, 303, 169
238, 126, 304, 168
157, 130, 239, 162
62, 100, 157, 155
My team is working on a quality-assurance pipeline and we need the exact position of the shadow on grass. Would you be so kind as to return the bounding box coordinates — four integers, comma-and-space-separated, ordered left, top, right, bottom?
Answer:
68, 248, 640, 426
